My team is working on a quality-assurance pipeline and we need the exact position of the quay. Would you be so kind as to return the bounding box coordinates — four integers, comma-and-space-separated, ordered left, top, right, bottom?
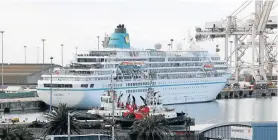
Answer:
0, 97, 44, 112
217, 88, 277, 99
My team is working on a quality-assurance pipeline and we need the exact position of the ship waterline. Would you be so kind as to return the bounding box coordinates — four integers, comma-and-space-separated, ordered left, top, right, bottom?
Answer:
37, 77, 227, 108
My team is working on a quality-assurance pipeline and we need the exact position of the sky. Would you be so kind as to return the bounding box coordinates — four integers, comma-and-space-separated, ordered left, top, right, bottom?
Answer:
0, 0, 277, 66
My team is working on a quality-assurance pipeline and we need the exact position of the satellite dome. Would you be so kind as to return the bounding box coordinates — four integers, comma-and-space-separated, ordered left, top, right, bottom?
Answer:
154, 43, 162, 50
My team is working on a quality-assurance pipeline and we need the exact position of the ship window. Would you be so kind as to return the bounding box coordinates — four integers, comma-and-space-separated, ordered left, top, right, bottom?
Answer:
58, 84, 64, 88
65, 84, 72, 88
81, 84, 88, 88
44, 84, 72, 88
90, 84, 94, 88
52, 84, 59, 88
44, 84, 50, 87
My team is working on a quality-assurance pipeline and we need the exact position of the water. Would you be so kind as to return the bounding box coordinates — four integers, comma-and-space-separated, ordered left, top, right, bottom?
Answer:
166, 97, 277, 124
0, 97, 276, 124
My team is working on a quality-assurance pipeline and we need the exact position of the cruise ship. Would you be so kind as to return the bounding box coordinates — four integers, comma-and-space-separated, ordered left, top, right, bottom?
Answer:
37, 24, 230, 109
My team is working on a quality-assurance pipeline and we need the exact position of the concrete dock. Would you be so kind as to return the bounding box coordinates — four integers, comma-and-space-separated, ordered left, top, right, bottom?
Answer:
217, 88, 277, 99
0, 97, 44, 112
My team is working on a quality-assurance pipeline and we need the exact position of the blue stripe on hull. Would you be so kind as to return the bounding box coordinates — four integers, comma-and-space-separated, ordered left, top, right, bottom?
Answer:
163, 99, 216, 105
37, 81, 226, 91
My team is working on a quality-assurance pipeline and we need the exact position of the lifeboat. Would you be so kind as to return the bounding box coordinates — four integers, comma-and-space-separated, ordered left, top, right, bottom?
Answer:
204, 64, 213, 69
119, 61, 145, 69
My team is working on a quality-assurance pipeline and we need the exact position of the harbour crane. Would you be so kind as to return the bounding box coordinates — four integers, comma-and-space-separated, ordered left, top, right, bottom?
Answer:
195, 0, 277, 86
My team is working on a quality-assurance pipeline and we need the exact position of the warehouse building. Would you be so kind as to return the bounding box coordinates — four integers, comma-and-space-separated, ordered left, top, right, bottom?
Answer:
198, 121, 277, 140
0, 63, 59, 86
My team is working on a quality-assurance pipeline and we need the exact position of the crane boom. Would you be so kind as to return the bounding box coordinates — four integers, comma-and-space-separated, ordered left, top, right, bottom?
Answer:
257, 0, 274, 32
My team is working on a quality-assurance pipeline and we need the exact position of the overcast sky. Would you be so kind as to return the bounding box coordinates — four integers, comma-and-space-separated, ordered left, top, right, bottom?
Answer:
0, 0, 276, 65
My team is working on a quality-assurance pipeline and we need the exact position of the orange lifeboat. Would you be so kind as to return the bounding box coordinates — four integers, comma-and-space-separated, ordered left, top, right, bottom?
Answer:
204, 64, 213, 69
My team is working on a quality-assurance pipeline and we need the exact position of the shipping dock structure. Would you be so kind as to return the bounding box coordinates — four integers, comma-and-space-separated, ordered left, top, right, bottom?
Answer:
195, 0, 277, 93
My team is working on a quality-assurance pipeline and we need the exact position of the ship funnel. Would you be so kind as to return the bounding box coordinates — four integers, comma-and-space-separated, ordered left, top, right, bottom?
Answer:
108, 24, 130, 49
115, 24, 127, 33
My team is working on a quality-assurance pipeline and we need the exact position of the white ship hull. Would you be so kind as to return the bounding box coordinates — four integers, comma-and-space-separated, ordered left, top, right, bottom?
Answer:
37, 76, 227, 108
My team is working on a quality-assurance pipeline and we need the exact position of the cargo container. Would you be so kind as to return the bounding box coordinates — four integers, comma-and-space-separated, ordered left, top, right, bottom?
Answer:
252, 122, 277, 140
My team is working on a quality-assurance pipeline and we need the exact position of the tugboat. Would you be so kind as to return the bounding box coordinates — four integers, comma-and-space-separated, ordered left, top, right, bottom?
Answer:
116, 88, 188, 128
87, 90, 137, 118
74, 113, 104, 129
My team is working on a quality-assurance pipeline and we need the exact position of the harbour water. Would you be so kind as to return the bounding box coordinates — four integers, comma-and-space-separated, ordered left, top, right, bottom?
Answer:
166, 97, 277, 124
0, 97, 277, 125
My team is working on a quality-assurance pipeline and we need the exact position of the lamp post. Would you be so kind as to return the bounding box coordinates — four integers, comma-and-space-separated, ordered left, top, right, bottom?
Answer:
184, 96, 187, 114
61, 44, 64, 67
24, 46, 27, 64
50, 56, 53, 113
41, 39, 46, 70
68, 112, 71, 140
168, 44, 171, 50
170, 39, 174, 49
75, 47, 78, 56
97, 36, 100, 50
111, 89, 115, 140
229, 41, 233, 66
109, 73, 115, 140
0, 31, 4, 91
37, 46, 39, 64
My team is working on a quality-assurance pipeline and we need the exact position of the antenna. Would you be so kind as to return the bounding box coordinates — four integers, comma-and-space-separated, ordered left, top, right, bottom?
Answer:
187, 30, 196, 49
110, 71, 115, 140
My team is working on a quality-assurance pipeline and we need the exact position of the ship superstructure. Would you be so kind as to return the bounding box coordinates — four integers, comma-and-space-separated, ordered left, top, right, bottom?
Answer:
37, 24, 230, 108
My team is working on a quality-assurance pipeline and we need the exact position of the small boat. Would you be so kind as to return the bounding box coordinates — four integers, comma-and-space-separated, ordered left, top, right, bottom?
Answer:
75, 113, 103, 120
28, 119, 46, 128
74, 113, 104, 129
116, 88, 188, 128
87, 90, 136, 119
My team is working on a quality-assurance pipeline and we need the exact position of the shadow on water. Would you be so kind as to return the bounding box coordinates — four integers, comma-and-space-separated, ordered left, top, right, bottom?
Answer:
165, 101, 220, 124
165, 97, 277, 124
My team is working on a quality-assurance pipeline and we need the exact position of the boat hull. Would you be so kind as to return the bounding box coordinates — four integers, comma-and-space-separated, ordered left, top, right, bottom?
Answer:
116, 115, 186, 128
37, 76, 227, 108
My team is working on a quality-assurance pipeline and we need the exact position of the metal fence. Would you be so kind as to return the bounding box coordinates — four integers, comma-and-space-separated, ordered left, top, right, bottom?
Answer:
29, 128, 204, 140
118, 133, 205, 140
29, 128, 130, 139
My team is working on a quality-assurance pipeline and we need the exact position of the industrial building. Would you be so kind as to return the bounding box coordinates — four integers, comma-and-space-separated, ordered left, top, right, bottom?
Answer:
0, 63, 58, 85
197, 121, 277, 140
